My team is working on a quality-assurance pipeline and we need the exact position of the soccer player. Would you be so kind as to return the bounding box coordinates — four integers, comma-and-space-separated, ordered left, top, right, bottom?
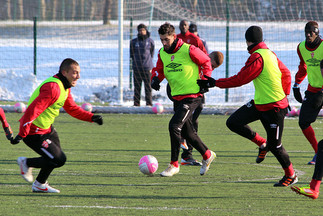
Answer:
11, 58, 103, 193
175, 20, 208, 166
291, 59, 323, 199
0, 107, 13, 141
151, 22, 216, 177
177, 20, 207, 54
292, 21, 323, 165
197, 26, 298, 187
189, 23, 209, 54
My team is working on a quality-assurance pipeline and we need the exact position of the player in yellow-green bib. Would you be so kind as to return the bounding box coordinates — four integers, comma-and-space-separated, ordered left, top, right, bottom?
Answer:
11, 58, 103, 193
198, 26, 297, 187
151, 22, 216, 177
292, 21, 323, 165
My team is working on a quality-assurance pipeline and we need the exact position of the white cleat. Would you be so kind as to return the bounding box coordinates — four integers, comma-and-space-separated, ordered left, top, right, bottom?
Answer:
32, 181, 60, 193
17, 157, 33, 183
160, 164, 180, 177
200, 151, 216, 175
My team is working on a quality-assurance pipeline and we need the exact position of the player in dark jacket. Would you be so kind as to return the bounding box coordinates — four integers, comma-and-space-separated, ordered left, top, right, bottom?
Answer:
130, 24, 155, 106
11, 58, 103, 193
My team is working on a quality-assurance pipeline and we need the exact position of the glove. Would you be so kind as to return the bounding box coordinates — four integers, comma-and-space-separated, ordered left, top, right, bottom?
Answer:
197, 75, 216, 89
151, 76, 160, 91
92, 115, 103, 125
11, 135, 22, 145
292, 83, 303, 103
199, 87, 209, 94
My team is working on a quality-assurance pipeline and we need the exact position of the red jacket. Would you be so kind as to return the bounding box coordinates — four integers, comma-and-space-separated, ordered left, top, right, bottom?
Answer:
215, 42, 291, 111
152, 38, 212, 101
18, 75, 94, 137
177, 31, 207, 54
295, 39, 323, 93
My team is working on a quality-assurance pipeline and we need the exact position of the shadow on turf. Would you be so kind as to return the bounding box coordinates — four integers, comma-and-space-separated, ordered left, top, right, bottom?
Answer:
0, 191, 226, 199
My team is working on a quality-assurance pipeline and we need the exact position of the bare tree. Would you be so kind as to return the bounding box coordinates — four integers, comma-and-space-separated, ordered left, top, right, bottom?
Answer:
17, 0, 23, 19
103, 0, 112, 25
40, 0, 46, 20
7, 0, 11, 19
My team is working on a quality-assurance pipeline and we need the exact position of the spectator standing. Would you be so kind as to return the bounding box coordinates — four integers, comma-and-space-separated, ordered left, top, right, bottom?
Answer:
130, 24, 155, 106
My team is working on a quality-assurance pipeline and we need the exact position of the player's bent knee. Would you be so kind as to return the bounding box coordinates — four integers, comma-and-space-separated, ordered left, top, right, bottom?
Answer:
226, 117, 238, 132
298, 121, 311, 130
52, 153, 67, 168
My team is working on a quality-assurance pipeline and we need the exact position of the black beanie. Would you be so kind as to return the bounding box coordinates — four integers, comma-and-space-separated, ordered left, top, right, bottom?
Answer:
137, 23, 147, 31
189, 23, 197, 33
245, 26, 263, 43
305, 21, 319, 35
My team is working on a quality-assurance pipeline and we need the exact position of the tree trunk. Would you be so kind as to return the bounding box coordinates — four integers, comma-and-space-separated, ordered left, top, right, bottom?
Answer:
103, 0, 112, 25
18, 0, 23, 19
7, 0, 11, 19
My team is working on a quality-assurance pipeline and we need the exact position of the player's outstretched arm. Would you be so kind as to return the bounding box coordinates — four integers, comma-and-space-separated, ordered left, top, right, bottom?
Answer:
197, 75, 216, 89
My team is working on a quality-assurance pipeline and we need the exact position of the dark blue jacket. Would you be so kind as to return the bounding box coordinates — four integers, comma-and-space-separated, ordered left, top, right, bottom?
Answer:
130, 32, 155, 71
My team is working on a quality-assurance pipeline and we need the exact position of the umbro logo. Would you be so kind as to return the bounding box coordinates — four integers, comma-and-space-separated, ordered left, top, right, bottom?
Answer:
166, 62, 182, 72
307, 57, 321, 66
166, 62, 182, 69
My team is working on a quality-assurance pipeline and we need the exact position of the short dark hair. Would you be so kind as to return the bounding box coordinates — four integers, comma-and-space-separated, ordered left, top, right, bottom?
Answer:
59, 58, 79, 73
158, 22, 175, 35
137, 23, 147, 31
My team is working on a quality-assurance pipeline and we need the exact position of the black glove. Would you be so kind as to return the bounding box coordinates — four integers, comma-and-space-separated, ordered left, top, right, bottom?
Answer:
197, 75, 216, 89
293, 83, 303, 103
199, 87, 209, 94
4, 126, 13, 140
92, 115, 103, 125
151, 76, 160, 91
11, 135, 22, 145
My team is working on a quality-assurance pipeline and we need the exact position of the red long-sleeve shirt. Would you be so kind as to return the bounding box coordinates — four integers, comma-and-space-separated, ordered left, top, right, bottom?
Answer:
152, 38, 212, 101
177, 31, 208, 54
215, 42, 291, 111
295, 39, 323, 93
18, 76, 94, 138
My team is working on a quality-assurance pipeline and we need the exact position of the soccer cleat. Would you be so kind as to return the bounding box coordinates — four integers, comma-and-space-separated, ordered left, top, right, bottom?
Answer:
180, 139, 188, 150
181, 158, 202, 166
17, 157, 33, 183
256, 146, 268, 164
200, 151, 216, 175
32, 181, 60, 193
307, 154, 317, 165
160, 164, 180, 177
4, 125, 13, 140
274, 174, 298, 187
291, 185, 319, 200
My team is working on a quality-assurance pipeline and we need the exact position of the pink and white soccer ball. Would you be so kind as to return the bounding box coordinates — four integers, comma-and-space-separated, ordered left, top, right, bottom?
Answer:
152, 103, 164, 114
14, 102, 26, 113
138, 155, 158, 175
81, 103, 93, 112
287, 106, 298, 117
